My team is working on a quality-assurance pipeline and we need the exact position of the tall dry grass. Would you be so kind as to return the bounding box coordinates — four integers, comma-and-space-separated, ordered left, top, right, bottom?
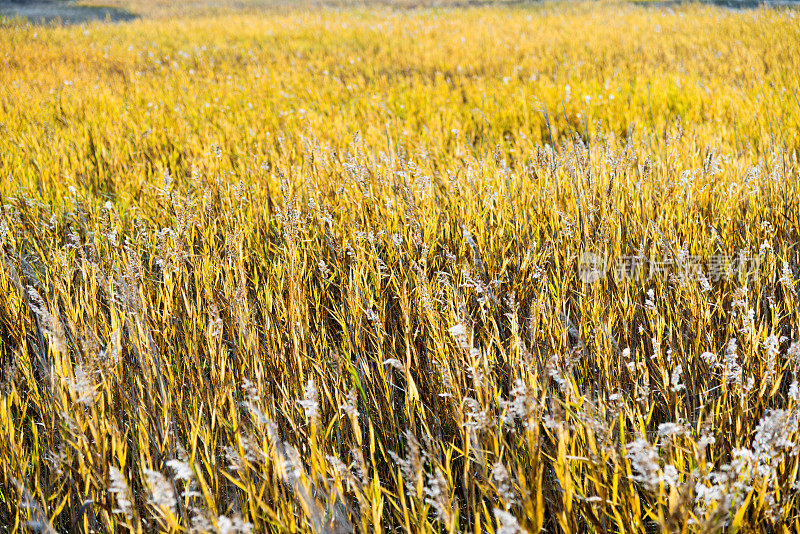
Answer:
1, 2, 800, 532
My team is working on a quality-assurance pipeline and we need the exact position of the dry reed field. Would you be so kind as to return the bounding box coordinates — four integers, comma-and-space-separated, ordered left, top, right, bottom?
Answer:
1, 0, 800, 532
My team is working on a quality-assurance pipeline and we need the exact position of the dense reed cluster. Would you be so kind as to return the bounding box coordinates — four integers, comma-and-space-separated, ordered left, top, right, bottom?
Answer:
1, 2, 800, 532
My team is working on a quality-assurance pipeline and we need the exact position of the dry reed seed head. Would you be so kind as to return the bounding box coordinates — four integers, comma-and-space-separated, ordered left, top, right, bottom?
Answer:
723, 338, 743, 387
326, 454, 351, 482
144, 468, 177, 515
382, 358, 404, 372
463, 397, 491, 432
281, 445, 305, 486
166, 459, 194, 481
694, 449, 756, 520
751, 409, 800, 469
494, 508, 522, 534
437, 368, 457, 399
339, 389, 360, 419
318, 259, 332, 281
241, 377, 259, 404
26, 286, 68, 354
215, 514, 254, 534
657, 421, 690, 443
63, 363, 96, 404
387, 430, 425, 495
700, 351, 717, 365
447, 323, 470, 351
424, 467, 452, 525
697, 424, 717, 451
208, 303, 224, 338
670, 364, 686, 393
625, 438, 667, 491
108, 466, 133, 523
501, 378, 538, 430
763, 334, 781, 383
466, 357, 485, 381
365, 307, 381, 332
790, 381, 800, 402
491, 462, 517, 507
546, 355, 573, 395
645, 289, 657, 312
789, 341, 800, 370
350, 446, 370, 486
298, 378, 320, 421
577, 399, 616, 446
779, 261, 795, 293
